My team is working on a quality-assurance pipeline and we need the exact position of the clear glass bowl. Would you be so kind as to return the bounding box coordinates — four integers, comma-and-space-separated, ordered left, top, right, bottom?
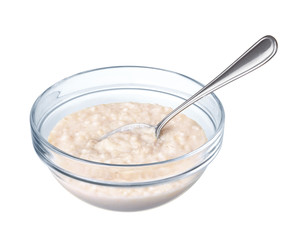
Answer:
30, 66, 225, 211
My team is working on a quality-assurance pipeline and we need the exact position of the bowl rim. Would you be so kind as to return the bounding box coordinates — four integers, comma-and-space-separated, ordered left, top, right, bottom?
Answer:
30, 65, 225, 168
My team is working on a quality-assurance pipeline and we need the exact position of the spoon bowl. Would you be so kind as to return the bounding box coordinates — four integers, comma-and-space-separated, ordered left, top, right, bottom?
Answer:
99, 123, 155, 141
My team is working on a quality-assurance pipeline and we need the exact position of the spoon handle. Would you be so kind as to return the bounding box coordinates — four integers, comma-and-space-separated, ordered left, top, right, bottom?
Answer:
156, 35, 278, 137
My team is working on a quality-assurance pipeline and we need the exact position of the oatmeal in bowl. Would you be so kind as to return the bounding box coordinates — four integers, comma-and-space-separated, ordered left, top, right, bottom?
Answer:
30, 66, 224, 211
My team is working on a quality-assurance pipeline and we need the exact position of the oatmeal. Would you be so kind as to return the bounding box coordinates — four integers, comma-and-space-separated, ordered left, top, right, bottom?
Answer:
48, 102, 207, 164
48, 102, 208, 211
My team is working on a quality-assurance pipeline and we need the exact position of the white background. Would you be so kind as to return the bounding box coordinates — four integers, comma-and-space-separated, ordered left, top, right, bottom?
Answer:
1, 0, 297, 239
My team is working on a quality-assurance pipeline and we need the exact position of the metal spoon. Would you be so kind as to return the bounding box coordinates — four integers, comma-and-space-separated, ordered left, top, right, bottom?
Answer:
99, 35, 278, 141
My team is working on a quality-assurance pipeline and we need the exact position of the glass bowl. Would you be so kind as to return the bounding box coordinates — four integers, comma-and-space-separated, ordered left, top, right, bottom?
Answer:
30, 66, 225, 211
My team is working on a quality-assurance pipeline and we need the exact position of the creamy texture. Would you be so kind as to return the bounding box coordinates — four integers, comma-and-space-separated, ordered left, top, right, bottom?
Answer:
49, 102, 207, 164
48, 102, 208, 211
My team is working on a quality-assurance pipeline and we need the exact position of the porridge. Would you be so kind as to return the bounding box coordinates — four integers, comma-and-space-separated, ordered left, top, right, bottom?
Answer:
48, 102, 208, 210
49, 102, 207, 164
